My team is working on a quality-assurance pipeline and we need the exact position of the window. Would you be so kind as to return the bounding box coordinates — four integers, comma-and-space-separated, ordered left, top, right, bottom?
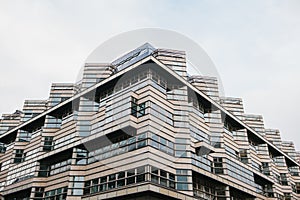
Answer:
91, 179, 99, 193
213, 157, 223, 174
152, 72, 159, 83
127, 176, 135, 185
38, 165, 49, 177
177, 175, 188, 182
117, 172, 124, 179
45, 187, 67, 200
131, 97, 138, 115
262, 162, 271, 176
137, 140, 146, 148
136, 174, 145, 183
18, 130, 32, 142
149, 133, 174, 156
75, 148, 88, 165
71, 176, 84, 196
149, 102, 173, 125
137, 166, 145, 174
117, 179, 125, 187
99, 183, 107, 192
169, 173, 175, 189
239, 149, 249, 164
176, 169, 189, 175
289, 166, 299, 176
83, 165, 175, 195
108, 181, 116, 189
177, 183, 188, 190
175, 144, 187, 150
176, 170, 189, 191
87, 133, 149, 164
39, 159, 71, 177
291, 184, 297, 193
140, 71, 148, 80
175, 151, 187, 157
150, 166, 176, 189
151, 167, 159, 175
137, 132, 146, 140
272, 156, 286, 167
43, 136, 53, 151
128, 143, 136, 151
45, 116, 62, 128
151, 174, 159, 184
284, 193, 292, 200
33, 187, 44, 198
280, 173, 289, 186
109, 174, 116, 181
127, 169, 135, 177
160, 170, 167, 178
131, 97, 146, 117
14, 149, 25, 163
0, 143, 6, 153
152, 133, 159, 141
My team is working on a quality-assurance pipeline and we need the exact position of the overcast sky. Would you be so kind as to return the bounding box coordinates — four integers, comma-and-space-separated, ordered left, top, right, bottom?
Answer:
0, 0, 299, 150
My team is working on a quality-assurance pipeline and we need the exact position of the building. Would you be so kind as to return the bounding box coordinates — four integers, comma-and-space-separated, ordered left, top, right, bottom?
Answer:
0, 43, 299, 200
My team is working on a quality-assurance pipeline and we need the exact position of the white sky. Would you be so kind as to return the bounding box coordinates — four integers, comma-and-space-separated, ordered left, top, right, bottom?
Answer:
0, 0, 299, 150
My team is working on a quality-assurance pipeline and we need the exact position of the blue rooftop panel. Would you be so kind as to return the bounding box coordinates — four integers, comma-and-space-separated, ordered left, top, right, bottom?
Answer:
112, 43, 155, 72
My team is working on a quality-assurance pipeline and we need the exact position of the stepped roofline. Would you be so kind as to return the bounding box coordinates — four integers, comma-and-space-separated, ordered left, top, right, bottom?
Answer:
0, 44, 299, 168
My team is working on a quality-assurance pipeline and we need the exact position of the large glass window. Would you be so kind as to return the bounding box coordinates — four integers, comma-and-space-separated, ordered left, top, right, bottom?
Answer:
84, 166, 147, 195
49, 159, 71, 176
88, 133, 149, 164
226, 158, 256, 188
84, 165, 175, 195
39, 159, 71, 177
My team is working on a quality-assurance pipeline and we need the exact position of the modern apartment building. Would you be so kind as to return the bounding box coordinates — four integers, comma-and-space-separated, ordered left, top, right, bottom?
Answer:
0, 43, 299, 200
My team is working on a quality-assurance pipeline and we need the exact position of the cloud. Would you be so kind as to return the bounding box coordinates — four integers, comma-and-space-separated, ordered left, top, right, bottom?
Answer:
0, 0, 299, 150
0, 0, 158, 111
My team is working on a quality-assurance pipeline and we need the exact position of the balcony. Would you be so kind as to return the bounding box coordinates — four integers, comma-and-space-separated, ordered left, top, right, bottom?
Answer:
195, 141, 215, 156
